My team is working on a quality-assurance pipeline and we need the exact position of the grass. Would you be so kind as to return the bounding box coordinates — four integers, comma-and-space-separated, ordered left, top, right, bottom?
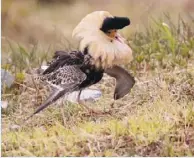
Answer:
129, 13, 194, 71
2, 61, 194, 156
1, 0, 194, 156
2, 79, 194, 156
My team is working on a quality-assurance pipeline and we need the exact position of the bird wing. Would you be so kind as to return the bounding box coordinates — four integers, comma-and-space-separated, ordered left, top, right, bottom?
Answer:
105, 65, 135, 100
26, 65, 86, 121
43, 51, 84, 75
45, 52, 135, 100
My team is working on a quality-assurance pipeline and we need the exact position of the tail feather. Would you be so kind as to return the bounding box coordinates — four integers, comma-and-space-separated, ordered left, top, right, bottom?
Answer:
25, 90, 65, 121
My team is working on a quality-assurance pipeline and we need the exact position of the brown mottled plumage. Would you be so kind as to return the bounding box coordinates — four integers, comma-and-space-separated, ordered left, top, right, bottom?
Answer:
26, 11, 135, 120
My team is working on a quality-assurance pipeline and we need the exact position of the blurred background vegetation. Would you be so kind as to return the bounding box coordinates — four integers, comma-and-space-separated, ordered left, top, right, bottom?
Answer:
1, 0, 194, 156
2, 0, 194, 72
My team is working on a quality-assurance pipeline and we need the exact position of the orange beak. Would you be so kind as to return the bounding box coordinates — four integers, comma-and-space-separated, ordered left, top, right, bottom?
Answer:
106, 29, 117, 39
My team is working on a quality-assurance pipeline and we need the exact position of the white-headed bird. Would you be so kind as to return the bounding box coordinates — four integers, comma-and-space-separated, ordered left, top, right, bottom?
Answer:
26, 11, 135, 119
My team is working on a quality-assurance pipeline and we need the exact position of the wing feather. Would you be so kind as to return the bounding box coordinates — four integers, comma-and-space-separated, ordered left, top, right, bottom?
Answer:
26, 65, 86, 120
43, 51, 84, 75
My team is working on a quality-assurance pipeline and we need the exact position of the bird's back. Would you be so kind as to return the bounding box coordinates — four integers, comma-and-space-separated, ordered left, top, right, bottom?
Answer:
43, 51, 84, 75
41, 50, 104, 90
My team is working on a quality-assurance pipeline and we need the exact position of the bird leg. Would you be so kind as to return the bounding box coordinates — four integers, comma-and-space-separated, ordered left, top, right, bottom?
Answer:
77, 90, 97, 113
77, 90, 111, 115
60, 99, 66, 126
110, 99, 115, 109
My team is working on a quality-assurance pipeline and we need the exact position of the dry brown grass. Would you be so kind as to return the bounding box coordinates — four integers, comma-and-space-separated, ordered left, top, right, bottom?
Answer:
2, 65, 194, 156
1, 0, 194, 156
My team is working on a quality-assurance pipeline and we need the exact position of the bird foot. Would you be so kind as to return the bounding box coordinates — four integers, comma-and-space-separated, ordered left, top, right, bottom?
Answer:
110, 101, 115, 108
87, 109, 111, 115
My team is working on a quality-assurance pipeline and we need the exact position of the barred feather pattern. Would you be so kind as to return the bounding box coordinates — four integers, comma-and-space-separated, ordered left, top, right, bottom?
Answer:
41, 65, 87, 90
26, 51, 91, 120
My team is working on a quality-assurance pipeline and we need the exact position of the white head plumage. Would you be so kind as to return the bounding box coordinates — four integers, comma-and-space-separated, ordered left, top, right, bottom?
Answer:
72, 11, 133, 69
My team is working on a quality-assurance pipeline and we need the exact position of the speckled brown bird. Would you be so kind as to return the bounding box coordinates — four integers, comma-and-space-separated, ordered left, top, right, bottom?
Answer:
26, 11, 135, 119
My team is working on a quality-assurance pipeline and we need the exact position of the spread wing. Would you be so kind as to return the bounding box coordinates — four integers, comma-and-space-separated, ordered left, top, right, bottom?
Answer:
105, 65, 135, 100
26, 65, 86, 121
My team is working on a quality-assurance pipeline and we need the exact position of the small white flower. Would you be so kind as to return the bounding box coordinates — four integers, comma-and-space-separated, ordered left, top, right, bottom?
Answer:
162, 22, 169, 28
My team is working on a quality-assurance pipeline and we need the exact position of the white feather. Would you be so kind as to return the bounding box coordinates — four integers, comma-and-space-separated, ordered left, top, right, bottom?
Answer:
72, 11, 133, 68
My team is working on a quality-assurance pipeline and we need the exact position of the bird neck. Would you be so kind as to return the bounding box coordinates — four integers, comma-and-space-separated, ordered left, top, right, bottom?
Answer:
82, 47, 107, 70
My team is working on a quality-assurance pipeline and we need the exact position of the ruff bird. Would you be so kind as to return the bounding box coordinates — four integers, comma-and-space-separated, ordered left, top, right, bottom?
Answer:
26, 11, 135, 120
